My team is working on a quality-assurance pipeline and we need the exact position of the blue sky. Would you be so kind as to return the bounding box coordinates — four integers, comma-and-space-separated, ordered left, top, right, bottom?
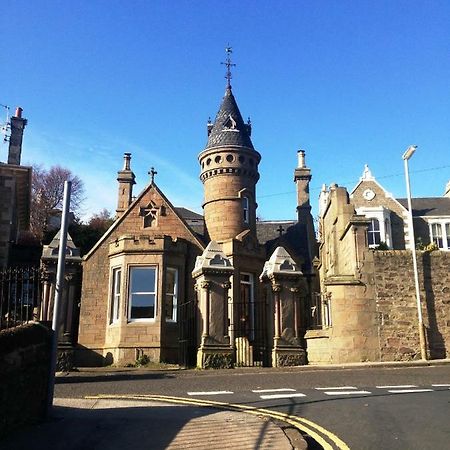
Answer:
1, 1, 449, 221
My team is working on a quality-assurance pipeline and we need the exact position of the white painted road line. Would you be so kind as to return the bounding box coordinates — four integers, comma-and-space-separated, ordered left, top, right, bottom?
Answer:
431, 384, 450, 387
252, 388, 296, 393
260, 393, 307, 400
387, 389, 434, 394
376, 385, 417, 389
315, 386, 357, 390
324, 390, 371, 396
187, 391, 233, 396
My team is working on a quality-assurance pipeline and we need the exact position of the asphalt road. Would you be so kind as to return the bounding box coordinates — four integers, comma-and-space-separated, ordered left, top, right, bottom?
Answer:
55, 364, 450, 449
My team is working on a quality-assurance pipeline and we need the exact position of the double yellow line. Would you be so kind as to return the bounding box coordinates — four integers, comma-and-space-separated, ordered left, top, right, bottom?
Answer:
86, 394, 349, 449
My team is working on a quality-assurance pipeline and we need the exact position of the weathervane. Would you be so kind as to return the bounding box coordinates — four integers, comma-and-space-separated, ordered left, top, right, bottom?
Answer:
221, 46, 236, 88
149, 167, 157, 184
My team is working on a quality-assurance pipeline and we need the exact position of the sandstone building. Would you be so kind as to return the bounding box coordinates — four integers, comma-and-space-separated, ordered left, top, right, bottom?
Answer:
77, 76, 317, 367
76, 66, 450, 367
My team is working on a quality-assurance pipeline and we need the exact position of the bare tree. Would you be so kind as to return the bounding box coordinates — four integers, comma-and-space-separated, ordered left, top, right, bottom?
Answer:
31, 165, 85, 240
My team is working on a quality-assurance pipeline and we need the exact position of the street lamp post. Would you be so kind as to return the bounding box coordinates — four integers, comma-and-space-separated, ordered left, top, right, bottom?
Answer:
402, 145, 427, 360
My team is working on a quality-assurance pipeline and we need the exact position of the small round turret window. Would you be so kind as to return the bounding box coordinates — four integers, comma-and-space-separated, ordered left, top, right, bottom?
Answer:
215, 155, 222, 163
226, 154, 234, 162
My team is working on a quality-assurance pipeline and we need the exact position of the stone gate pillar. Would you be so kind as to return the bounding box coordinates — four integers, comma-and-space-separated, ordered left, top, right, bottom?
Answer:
260, 246, 306, 367
40, 231, 82, 370
192, 241, 234, 369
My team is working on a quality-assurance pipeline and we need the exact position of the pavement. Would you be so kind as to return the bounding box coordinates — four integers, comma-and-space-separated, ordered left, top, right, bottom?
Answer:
1, 397, 307, 450
4, 359, 450, 449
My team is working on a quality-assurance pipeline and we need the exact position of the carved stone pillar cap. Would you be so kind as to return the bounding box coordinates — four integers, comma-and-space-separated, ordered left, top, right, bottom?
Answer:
41, 231, 81, 262
259, 246, 303, 281
192, 240, 234, 277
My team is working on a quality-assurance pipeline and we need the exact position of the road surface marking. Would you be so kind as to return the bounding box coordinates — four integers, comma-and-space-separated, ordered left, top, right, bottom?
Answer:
86, 394, 350, 450
187, 391, 233, 396
431, 384, 450, 387
260, 393, 306, 400
376, 385, 417, 389
324, 390, 371, 396
252, 388, 296, 393
387, 389, 433, 394
315, 386, 357, 390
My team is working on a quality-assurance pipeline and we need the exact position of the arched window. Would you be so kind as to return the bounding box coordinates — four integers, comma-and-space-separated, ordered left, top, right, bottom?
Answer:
242, 196, 249, 223
367, 218, 381, 247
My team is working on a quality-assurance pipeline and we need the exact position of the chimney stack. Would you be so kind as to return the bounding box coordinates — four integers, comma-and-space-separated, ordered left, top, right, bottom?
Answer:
116, 152, 136, 218
7, 107, 27, 165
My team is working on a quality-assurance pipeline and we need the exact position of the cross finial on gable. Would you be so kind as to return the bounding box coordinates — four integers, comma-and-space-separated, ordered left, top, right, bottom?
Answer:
277, 224, 285, 237
149, 167, 157, 184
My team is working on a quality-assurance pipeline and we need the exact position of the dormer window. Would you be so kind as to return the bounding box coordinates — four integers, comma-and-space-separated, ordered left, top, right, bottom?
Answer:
243, 196, 249, 224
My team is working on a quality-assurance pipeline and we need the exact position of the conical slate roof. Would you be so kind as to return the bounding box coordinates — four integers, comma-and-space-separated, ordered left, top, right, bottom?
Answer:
205, 86, 254, 150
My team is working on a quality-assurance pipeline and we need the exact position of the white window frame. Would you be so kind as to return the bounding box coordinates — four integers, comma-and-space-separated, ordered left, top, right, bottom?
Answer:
367, 218, 381, 247
428, 220, 450, 250
128, 265, 158, 322
110, 267, 121, 324
165, 267, 178, 322
356, 206, 392, 248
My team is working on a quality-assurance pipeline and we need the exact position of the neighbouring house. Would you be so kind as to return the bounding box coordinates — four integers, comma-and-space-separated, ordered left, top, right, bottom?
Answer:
348, 165, 450, 250
0, 107, 32, 268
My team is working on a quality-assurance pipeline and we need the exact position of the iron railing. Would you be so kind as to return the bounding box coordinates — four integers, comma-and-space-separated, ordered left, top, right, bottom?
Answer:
0, 267, 42, 330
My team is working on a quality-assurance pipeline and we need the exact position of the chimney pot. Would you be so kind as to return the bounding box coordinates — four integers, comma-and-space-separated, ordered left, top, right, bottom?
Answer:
297, 149, 306, 168
15, 107, 23, 118
123, 152, 131, 171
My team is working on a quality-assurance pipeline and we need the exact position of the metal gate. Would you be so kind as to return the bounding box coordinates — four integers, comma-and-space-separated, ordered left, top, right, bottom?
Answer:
231, 296, 270, 367
178, 298, 198, 368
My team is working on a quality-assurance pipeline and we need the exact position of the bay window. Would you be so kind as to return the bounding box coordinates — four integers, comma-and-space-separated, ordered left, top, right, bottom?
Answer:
128, 266, 157, 320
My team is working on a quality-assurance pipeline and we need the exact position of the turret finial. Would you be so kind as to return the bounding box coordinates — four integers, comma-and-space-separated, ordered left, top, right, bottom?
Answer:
221, 45, 236, 88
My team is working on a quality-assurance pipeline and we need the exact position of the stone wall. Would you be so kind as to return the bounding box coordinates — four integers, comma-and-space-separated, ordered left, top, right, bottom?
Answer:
0, 323, 52, 437
374, 250, 450, 360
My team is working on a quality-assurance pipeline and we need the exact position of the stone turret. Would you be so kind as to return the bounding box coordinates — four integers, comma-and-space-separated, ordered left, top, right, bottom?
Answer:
116, 152, 135, 218
199, 85, 261, 242
8, 107, 27, 165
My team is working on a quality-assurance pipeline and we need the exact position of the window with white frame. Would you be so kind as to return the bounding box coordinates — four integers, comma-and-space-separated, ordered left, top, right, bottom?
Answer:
355, 207, 392, 248
128, 266, 157, 320
242, 196, 249, 223
367, 218, 381, 247
429, 221, 450, 250
165, 267, 178, 322
110, 268, 121, 324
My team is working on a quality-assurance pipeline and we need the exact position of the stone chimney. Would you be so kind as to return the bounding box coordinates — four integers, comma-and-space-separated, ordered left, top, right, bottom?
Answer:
116, 153, 136, 218
293, 149, 317, 271
8, 107, 27, 165
444, 180, 450, 198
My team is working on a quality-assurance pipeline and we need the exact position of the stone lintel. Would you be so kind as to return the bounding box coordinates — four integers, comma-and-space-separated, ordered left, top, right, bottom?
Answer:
323, 276, 364, 286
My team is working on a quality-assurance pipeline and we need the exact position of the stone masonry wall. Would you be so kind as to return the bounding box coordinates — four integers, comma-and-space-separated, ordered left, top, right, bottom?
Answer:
0, 323, 52, 437
373, 250, 450, 360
